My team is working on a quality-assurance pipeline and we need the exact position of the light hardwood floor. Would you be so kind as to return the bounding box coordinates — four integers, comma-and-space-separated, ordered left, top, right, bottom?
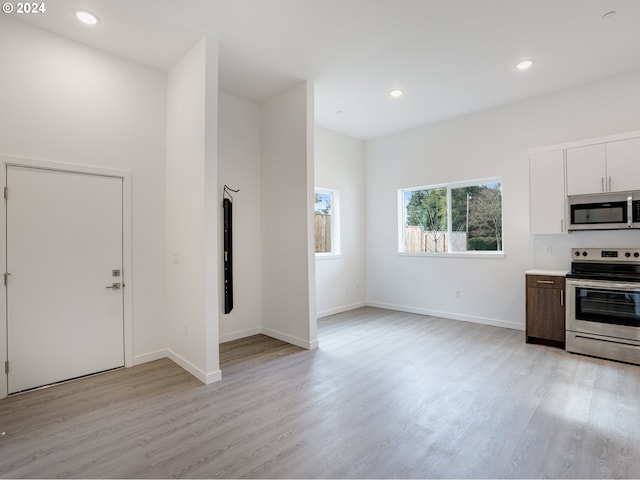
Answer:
1, 307, 639, 478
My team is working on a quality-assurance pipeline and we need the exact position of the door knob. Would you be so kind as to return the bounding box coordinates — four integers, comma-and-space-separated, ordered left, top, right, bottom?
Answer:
106, 283, 121, 290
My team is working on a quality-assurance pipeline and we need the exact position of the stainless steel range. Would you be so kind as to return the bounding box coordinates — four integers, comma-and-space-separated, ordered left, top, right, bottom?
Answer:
566, 248, 640, 365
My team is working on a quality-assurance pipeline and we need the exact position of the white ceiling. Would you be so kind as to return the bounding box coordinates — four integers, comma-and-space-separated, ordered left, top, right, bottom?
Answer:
13, 0, 640, 140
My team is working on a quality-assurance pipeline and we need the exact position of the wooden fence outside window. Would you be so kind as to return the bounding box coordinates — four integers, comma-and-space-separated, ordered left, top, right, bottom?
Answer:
315, 214, 331, 253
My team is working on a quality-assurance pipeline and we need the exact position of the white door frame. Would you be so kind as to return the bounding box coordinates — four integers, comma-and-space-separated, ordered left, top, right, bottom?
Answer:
0, 154, 133, 399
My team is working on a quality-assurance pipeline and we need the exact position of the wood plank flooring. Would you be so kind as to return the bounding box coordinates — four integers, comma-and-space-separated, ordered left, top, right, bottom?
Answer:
1, 306, 640, 478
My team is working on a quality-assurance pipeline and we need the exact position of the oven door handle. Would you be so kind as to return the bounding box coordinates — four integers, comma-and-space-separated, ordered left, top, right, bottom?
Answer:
566, 279, 640, 291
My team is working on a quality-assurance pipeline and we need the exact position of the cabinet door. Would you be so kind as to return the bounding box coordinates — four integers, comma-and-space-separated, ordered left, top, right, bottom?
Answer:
566, 143, 606, 195
529, 150, 565, 234
526, 275, 565, 345
526, 286, 565, 343
606, 137, 640, 192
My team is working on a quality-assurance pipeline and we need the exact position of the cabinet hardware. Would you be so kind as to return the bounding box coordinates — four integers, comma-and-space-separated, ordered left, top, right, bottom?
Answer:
601, 177, 605, 192
536, 280, 555, 284
560, 290, 564, 306
608, 176, 612, 192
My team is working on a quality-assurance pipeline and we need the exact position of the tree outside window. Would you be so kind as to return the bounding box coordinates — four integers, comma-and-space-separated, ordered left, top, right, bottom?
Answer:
404, 187, 448, 252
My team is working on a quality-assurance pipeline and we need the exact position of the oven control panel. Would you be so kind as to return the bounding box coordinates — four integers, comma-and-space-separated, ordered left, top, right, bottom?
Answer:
572, 247, 640, 262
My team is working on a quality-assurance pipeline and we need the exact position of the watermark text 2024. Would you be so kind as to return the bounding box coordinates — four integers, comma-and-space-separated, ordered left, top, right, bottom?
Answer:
2, 3, 46, 14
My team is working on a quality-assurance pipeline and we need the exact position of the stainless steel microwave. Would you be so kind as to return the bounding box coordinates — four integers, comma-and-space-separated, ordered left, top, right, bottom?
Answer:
568, 192, 640, 231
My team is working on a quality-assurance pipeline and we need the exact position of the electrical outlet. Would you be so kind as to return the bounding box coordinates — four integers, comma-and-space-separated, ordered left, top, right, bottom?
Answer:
455, 290, 461, 298
545, 245, 553, 255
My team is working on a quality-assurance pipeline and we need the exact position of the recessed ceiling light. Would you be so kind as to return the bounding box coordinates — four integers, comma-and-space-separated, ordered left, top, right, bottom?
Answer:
76, 11, 98, 25
390, 89, 404, 98
602, 10, 616, 19
515, 59, 534, 71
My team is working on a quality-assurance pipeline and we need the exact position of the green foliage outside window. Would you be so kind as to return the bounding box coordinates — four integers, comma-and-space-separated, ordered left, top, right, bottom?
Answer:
402, 180, 502, 253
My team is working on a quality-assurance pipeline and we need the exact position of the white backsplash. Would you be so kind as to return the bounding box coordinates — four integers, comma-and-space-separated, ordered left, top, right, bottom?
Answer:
532, 230, 640, 270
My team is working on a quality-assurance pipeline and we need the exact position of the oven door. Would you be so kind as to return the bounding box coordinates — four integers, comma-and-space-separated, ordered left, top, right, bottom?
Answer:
566, 279, 640, 341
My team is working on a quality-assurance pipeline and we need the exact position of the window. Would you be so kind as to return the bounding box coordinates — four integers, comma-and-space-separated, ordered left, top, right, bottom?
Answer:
399, 178, 503, 254
315, 188, 340, 255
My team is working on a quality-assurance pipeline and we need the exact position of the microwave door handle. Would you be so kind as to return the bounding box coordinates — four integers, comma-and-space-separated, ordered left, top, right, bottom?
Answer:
628, 195, 633, 228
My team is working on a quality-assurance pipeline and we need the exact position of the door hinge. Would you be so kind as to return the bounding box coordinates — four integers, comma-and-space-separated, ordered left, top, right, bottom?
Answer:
4, 361, 8, 374
3, 186, 7, 200
3, 272, 10, 287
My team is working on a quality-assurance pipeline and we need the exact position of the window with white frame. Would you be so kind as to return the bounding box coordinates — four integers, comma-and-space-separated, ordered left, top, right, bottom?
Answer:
399, 178, 503, 254
315, 188, 340, 256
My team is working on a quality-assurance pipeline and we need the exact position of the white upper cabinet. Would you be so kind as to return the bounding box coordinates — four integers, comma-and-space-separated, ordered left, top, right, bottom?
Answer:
530, 131, 640, 236
566, 137, 640, 195
566, 143, 606, 196
606, 137, 640, 192
530, 150, 566, 234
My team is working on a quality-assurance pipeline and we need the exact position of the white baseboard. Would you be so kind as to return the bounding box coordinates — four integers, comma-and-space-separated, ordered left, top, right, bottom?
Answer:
204, 369, 223, 384
317, 301, 366, 318
166, 349, 222, 384
133, 349, 169, 366
366, 301, 525, 331
261, 327, 319, 350
219, 327, 262, 344
146, 327, 316, 384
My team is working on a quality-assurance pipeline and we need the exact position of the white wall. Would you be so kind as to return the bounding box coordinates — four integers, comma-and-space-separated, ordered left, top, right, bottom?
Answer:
166, 36, 221, 383
202, 38, 221, 378
0, 16, 320, 390
314, 127, 366, 317
366, 68, 640, 330
0, 17, 167, 367
218, 92, 262, 342
261, 82, 318, 349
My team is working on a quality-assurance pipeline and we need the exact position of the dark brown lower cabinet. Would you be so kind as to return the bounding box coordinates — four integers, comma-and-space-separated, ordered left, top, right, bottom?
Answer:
526, 274, 565, 348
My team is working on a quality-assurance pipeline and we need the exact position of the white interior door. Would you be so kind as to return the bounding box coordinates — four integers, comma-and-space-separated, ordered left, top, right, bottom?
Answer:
6, 166, 124, 394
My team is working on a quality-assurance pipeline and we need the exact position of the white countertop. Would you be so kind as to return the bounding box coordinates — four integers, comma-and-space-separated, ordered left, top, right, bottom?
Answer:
525, 269, 568, 276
